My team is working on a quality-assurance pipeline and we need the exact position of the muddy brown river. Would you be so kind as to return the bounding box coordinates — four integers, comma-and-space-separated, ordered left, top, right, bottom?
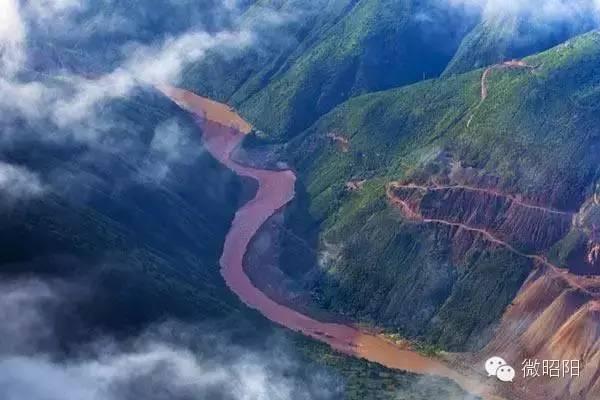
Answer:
159, 86, 500, 400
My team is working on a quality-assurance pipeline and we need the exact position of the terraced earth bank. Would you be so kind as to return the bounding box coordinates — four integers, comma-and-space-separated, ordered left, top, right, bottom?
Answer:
386, 171, 600, 399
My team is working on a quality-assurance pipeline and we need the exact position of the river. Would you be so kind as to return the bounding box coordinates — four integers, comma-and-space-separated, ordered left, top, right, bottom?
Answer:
159, 85, 500, 400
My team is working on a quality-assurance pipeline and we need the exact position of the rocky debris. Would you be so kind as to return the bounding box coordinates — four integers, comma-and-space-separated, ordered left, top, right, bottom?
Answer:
387, 179, 572, 254
589, 242, 600, 265
326, 131, 350, 152
502, 59, 534, 69
574, 198, 600, 267
483, 269, 600, 400
345, 179, 366, 192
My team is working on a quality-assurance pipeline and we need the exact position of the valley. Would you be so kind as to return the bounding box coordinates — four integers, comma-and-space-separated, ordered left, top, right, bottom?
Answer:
380, 59, 600, 398
3, 2, 600, 399
159, 86, 504, 400
161, 76, 600, 399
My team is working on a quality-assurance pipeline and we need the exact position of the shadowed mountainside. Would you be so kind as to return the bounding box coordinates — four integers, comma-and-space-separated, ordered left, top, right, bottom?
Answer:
183, 0, 477, 141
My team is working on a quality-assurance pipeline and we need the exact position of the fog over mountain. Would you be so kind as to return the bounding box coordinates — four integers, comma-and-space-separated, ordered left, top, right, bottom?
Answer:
1, 1, 599, 400
0, 3, 346, 399
0, 278, 342, 400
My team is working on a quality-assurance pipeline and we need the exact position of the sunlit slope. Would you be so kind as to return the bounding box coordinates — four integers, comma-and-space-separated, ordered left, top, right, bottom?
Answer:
296, 31, 600, 209
286, 31, 600, 350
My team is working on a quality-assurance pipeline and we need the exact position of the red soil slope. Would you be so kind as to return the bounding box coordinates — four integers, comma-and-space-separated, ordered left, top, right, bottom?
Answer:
387, 181, 574, 255
387, 179, 600, 399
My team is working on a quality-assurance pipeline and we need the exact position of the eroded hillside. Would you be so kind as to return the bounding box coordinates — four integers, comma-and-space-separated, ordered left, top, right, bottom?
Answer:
275, 31, 600, 400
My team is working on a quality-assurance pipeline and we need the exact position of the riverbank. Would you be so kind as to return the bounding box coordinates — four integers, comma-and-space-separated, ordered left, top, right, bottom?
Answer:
158, 86, 501, 400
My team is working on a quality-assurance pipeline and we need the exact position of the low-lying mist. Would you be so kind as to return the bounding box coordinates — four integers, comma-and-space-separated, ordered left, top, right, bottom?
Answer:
0, 277, 343, 400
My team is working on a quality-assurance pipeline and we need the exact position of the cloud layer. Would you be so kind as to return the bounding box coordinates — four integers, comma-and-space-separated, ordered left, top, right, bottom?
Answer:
0, 161, 45, 201
0, 0, 253, 128
0, 0, 263, 198
448, 0, 600, 22
0, 277, 342, 400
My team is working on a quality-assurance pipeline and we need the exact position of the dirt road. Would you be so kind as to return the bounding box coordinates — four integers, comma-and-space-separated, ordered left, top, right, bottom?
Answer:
468, 60, 535, 128
386, 182, 600, 297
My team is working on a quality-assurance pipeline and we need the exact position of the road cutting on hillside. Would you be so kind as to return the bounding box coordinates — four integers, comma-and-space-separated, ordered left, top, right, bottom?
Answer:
468, 60, 535, 128
392, 182, 573, 216
386, 182, 600, 297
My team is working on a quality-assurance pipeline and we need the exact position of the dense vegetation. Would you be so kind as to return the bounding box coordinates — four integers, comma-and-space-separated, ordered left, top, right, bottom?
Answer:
275, 31, 600, 351
184, 0, 477, 141
300, 339, 480, 400
7, 2, 600, 397
184, 0, 595, 144
443, 13, 595, 76
0, 88, 254, 336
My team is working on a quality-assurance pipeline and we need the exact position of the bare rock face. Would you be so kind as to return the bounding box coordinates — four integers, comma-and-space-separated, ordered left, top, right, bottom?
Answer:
479, 268, 600, 400
574, 194, 600, 269
482, 269, 571, 357
589, 242, 600, 266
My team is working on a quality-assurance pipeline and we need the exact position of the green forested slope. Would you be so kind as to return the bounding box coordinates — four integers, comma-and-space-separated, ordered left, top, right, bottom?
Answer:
184, 0, 475, 141
0, 88, 253, 334
282, 31, 600, 350
443, 13, 595, 76
185, 1, 595, 143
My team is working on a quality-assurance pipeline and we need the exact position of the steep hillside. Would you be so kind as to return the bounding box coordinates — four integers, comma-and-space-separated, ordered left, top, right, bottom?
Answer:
0, 84, 476, 400
443, 12, 595, 76
0, 88, 251, 335
27, 0, 253, 74
182, 1, 599, 143
184, 0, 476, 141
279, 30, 600, 358
254, 31, 600, 399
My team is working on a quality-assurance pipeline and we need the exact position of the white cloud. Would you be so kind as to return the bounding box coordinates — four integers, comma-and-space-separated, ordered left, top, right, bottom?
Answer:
0, 345, 337, 400
149, 119, 197, 162
0, 0, 26, 76
0, 2, 254, 197
0, 278, 341, 400
25, 0, 82, 20
51, 29, 253, 128
136, 118, 203, 183
0, 0, 260, 154
0, 161, 45, 201
447, 0, 600, 22
0, 279, 61, 354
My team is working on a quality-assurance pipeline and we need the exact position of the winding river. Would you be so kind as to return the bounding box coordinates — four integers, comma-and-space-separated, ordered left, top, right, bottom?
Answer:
159, 86, 500, 400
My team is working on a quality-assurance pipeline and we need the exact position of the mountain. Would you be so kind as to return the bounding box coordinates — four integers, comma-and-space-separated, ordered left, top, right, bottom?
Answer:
5, 2, 600, 399
290, 27, 600, 336
184, 1, 597, 143
443, 11, 596, 76
184, 0, 477, 141
250, 30, 600, 398
0, 87, 251, 335
2, 31, 475, 400
183, 9, 600, 395
0, 83, 479, 400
